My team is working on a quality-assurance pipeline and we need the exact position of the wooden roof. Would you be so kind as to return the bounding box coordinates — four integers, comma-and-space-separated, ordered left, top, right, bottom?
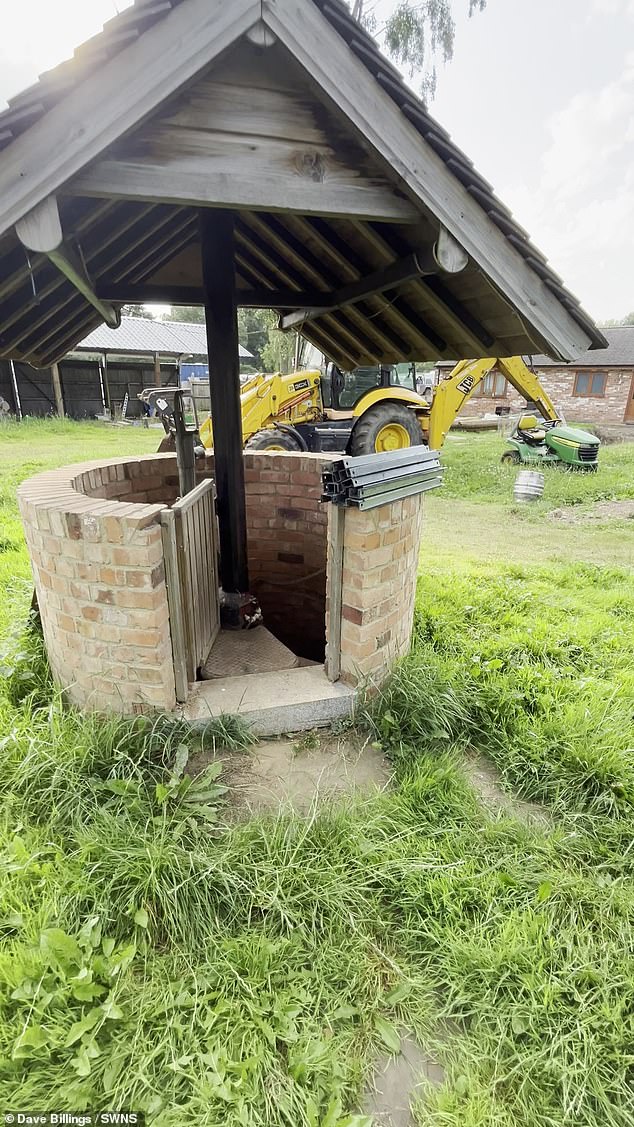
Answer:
0, 0, 606, 369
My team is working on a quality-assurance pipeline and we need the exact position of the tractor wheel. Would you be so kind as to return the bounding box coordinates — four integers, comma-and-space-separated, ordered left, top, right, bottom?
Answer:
349, 403, 423, 457
501, 450, 521, 465
245, 428, 303, 452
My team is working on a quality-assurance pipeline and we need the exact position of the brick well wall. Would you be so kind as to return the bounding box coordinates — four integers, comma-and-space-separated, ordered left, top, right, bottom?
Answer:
19, 450, 425, 714
200, 451, 336, 662
18, 455, 176, 714
329, 492, 425, 688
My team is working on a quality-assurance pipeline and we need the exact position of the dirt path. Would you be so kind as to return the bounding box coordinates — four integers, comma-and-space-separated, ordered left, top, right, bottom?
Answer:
190, 731, 390, 816
462, 751, 552, 828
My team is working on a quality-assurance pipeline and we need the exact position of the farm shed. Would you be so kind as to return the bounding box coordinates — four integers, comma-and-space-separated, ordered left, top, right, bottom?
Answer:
438, 326, 634, 426
0, 316, 252, 419
1, 0, 605, 719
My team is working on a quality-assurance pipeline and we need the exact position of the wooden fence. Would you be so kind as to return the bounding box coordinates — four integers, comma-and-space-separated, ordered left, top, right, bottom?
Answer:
160, 479, 220, 702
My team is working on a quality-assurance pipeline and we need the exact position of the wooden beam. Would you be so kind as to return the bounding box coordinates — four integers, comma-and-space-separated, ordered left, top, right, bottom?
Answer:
70, 158, 419, 224
326, 504, 345, 682
234, 225, 384, 362
9, 361, 22, 420
279, 251, 447, 330
365, 222, 494, 352
51, 363, 65, 418
200, 210, 249, 595
47, 244, 120, 329
237, 212, 403, 359
262, 0, 594, 361
297, 216, 447, 354
95, 282, 334, 309
0, 0, 261, 237
15, 196, 120, 328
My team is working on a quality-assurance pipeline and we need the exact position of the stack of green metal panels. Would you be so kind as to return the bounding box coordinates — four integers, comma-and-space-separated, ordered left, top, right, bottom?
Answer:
322, 447, 443, 510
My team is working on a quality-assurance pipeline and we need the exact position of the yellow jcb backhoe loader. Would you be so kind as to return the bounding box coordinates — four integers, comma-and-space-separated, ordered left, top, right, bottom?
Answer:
148, 354, 599, 468
194, 355, 597, 466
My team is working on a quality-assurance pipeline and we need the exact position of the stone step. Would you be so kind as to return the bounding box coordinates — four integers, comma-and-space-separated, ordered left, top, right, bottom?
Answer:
183, 664, 355, 736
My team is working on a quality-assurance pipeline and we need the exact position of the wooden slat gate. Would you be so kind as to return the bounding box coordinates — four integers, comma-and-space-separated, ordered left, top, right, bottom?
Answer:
160, 479, 220, 702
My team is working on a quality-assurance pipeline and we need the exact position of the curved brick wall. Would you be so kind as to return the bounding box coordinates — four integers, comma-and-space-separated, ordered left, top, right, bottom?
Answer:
17, 455, 178, 714
18, 450, 425, 714
242, 452, 331, 661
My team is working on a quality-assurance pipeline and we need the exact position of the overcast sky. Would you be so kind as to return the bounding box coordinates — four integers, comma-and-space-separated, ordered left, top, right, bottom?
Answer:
1, 0, 632, 322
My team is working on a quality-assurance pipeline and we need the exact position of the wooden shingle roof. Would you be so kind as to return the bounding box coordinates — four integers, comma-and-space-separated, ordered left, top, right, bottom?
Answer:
0, 0, 606, 368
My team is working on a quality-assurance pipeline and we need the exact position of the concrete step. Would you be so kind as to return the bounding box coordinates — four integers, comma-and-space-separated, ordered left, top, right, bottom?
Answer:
183, 664, 355, 736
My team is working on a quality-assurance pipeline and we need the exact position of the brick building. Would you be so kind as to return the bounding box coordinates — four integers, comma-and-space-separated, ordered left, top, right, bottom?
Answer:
441, 326, 634, 425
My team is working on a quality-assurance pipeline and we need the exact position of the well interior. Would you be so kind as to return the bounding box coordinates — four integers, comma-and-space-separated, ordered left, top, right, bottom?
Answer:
75, 450, 331, 661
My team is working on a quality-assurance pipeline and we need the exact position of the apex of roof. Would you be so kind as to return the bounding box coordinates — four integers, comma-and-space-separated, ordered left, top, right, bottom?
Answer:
75, 316, 252, 358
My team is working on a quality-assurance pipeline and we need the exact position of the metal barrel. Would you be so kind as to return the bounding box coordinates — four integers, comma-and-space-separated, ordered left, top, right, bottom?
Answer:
514, 469, 544, 503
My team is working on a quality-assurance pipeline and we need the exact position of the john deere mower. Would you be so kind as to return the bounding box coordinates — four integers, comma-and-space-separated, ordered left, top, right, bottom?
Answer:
501, 414, 600, 471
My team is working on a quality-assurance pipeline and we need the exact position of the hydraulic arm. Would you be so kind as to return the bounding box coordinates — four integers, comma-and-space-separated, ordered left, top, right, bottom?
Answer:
427, 357, 559, 450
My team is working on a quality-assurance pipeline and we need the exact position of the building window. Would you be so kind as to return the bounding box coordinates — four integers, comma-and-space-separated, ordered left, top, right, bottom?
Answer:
573, 371, 607, 397
477, 372, 507, 398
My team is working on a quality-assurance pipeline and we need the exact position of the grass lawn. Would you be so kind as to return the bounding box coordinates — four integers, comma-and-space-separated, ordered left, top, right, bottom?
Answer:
1, 419, 634, 1126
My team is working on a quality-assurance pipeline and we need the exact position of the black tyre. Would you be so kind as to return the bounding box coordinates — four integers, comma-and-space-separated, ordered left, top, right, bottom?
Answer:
245, 428, 303, 452
349, 403, 423, 457
501, 450, 521, 465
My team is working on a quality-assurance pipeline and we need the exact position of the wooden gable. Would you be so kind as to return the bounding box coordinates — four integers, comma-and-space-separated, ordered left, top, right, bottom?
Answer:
70, 43, 419, 225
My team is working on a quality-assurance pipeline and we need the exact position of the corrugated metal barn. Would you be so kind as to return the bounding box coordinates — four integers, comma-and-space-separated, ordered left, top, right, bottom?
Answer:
0, 316, 252, 418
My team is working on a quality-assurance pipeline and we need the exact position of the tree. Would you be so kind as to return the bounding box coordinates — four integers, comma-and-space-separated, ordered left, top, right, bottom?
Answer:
238, 308, 274, 369
599, 312, 634, 327
261, 312, 299, 373
121, 304, 155, 319
160, 305, 205, 324
353, 0, 486, 99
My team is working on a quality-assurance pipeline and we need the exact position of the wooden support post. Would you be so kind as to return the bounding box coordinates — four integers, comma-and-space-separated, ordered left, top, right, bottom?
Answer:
51, 362, 65, 418
102, 354, 112, 417
9, 360, 22, 420
200, 209, 249, 596
153, 351, 162, 387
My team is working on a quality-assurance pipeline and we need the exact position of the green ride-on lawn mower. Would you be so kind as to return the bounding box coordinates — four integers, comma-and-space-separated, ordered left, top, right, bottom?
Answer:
501, 414, 600, 471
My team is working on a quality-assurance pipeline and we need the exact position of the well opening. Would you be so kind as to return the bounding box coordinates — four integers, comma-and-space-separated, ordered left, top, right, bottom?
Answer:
73, 449, 331, 668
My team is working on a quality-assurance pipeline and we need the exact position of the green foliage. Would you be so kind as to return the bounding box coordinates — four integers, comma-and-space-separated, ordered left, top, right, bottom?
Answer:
599, 312, 634, 327
160, 305, 205, 323
357, 0, 487, 99
238, 308, 274, 369
368, 559, 634, 815
261, 321, 299, 374
1, 422, 634, 1123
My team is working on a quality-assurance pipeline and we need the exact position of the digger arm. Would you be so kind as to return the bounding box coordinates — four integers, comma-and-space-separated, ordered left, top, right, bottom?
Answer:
428, 357, 559, 450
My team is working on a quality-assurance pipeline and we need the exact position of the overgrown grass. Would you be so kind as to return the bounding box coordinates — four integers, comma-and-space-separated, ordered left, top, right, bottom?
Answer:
440, 430, 634, 510
1, 420, 634, 1124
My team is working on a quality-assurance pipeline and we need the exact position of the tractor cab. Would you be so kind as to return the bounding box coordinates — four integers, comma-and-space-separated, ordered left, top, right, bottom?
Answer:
321, 361, 419, 412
